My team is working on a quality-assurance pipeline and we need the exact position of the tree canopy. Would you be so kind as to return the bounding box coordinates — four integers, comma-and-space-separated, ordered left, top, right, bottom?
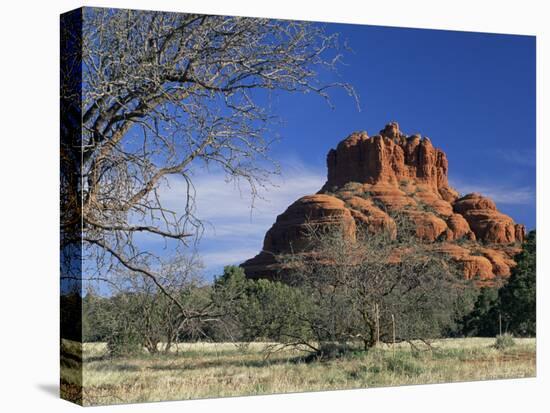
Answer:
461, 230, 536, 337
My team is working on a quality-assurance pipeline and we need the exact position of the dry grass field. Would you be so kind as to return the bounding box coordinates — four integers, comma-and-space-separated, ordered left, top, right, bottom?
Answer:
61, 338, 536, 406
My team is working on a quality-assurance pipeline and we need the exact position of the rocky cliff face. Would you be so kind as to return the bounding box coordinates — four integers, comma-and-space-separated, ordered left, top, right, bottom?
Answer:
242, 122, 525, 283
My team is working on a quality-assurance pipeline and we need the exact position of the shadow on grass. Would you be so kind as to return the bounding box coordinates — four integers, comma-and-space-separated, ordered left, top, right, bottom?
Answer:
87, 347, 372, 373
89, 363, 142, 372
83, 355, 111, 363
146, 354, 311, 372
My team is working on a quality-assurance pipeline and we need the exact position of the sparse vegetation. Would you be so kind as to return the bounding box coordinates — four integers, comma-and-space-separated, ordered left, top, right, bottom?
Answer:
357, 190, 372, 199
61, 337, 535, 406
494, 333, 516, 350
342, 181, 364, 192
372, 198, 387, 211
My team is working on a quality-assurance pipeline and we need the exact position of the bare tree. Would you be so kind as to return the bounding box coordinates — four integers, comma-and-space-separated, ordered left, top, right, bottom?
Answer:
61, 8, 357, 316
278, 215, 472, 352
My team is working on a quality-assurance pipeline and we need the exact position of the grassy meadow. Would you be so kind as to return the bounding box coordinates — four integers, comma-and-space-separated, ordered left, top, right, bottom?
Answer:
61, 337, 536, 406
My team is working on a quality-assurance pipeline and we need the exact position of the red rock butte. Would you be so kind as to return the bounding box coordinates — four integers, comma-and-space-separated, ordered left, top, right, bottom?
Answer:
241, 122, 526, 283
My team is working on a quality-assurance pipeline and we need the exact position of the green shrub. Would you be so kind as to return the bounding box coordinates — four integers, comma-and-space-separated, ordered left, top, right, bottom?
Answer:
385, 355, 424, 376
319, 342, 351, 359
494, 333, 515, 350
304, 342, 352, 363
372, 198, 386, 211
342, 182, 363, 192
106, 331, 143, 357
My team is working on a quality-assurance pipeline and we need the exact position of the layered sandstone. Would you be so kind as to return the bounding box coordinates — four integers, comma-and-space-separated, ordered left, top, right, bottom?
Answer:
453, 193, 526, 244
242, 122, 525, 282
323, 124, 458, 202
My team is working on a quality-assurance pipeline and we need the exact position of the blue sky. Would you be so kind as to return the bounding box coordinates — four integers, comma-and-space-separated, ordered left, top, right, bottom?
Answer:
144, 23, 536, 280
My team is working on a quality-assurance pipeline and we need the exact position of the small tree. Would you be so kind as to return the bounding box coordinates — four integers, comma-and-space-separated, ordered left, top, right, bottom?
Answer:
104, 293, 145, 356
84, 254, 209, 355
82, 292, 113, 342
278, 216, 472, 351
209, 266, 250, 342
459, 286, 500, 337
460, 230, 536, 338
211, 266, 313, 350
499, 230, 536, 336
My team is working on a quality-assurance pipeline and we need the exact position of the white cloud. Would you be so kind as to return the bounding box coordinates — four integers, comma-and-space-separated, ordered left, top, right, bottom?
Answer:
495, 149, 536, 168
198, 248, 262, 269
450, 179, 535, 205
157, 159, 325, 271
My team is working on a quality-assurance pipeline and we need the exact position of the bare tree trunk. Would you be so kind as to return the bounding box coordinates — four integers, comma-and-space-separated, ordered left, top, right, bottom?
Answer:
375, 303, 380, 346
391, 313, 396, 353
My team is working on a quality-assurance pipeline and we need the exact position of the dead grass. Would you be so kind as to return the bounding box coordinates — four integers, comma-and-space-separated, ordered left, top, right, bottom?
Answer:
60, 337, 536, 406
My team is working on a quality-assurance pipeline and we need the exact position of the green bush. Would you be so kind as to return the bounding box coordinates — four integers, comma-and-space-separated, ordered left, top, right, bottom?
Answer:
106, 331, 143, 357
460, 287, 500, 337
385, 355, 424, 376
303, 342, 352, 363
342, 181, 363, 192
317, 342, 351, 359
494, 333, 515, 350
211, 266, 314, 344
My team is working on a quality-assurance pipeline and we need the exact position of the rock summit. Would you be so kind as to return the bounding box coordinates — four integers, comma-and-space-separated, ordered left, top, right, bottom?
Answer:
242, 122, 525, 283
